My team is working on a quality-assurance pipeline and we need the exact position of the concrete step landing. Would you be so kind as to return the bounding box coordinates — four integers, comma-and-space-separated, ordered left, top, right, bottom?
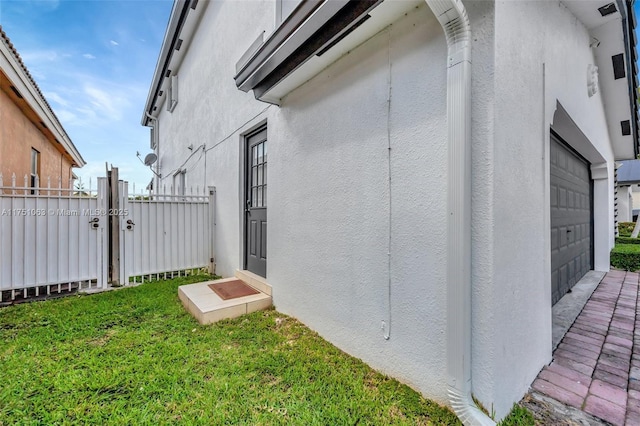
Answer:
178, 271, 271, 324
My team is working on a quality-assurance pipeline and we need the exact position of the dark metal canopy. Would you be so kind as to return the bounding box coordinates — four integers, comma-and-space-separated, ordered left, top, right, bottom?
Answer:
234, 0, 381, 102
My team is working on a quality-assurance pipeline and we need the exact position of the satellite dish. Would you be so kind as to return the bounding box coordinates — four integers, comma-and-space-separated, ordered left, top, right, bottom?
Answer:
143, 153, 158, 166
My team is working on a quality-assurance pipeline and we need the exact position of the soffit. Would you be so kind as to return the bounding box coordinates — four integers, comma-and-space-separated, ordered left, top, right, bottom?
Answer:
563, 1, 639, 160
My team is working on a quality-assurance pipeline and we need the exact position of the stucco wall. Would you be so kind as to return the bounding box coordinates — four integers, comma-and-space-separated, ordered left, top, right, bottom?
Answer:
477, 0, 617, 417
270, 4, 452, 403
632, 185, 640, 213
152, 0, 622, 420
153, 0, 497, 410
618, 185, 633, 223
271, 0, 495, 408
0, 88, 73, 187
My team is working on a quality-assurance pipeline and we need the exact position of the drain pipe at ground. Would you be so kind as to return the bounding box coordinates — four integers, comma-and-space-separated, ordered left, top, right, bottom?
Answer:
423, 1, 495, 424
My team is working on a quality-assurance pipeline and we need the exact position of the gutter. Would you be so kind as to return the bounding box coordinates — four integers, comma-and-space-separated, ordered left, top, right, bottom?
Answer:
141, 0, 193, 127
423, 1, 495, 424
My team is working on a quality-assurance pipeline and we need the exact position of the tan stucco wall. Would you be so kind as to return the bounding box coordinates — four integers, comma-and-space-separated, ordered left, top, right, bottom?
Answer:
0, 87, 72, 188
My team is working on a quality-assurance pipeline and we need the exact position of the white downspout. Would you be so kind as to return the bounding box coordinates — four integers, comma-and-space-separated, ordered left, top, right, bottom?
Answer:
423, 1, 495, 425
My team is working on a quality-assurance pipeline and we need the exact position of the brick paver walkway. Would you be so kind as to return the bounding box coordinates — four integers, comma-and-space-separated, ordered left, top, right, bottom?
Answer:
532, 270, 640, 425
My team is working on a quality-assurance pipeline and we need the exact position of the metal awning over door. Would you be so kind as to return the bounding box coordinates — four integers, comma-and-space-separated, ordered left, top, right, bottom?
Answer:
550, 134, 593, 305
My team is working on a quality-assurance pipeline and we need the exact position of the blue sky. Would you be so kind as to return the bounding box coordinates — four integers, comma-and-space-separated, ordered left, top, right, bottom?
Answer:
0, 0, 172, 192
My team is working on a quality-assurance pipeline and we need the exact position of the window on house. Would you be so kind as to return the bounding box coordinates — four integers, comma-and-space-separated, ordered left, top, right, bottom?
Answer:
150, 126, 158, 149
276, 0, 302, 24
173, 169, 186, 197
167, 75, 178, 112
179, 170, 186, 196
30, 148, 40, 193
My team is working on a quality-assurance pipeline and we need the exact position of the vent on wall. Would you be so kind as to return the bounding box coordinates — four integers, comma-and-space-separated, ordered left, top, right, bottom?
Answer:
598, 3, 617, 16
9, 85, 23, 99
612, 54, 626, 79
621, 120, 631, 136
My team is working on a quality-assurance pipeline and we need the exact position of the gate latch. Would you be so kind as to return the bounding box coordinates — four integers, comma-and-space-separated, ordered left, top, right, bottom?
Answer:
126, 219, 135, 230
89, 217, 99, 229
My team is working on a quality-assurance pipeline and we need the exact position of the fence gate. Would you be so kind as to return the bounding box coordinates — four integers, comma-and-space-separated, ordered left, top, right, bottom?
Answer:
0, 176, 108, 301
117, 182, 215, 284
0, 172, 214, 301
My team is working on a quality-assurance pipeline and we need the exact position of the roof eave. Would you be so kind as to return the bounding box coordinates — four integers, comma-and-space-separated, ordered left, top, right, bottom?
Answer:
141, 0, 193, 127
621, 0, 639, 158
0, 25, 85, 168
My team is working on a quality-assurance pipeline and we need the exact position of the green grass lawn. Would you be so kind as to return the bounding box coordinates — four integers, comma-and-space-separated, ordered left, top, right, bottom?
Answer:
0, 275, 462, 425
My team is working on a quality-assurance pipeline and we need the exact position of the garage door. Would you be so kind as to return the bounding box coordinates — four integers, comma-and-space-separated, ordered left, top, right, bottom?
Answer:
550, 134, 592, 305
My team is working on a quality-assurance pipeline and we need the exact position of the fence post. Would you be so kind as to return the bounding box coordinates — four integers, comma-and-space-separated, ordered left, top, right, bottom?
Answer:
208, 186, 216, 275
108, 167, 120, 285
97, 177, 109, 288
119, 180, 129, 285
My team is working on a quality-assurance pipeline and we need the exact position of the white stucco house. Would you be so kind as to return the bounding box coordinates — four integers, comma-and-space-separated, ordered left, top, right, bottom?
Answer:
141, 0, 638, 422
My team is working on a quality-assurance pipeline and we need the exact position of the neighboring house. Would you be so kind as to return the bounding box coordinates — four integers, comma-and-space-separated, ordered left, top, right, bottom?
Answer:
0, 26, 84, 189
633, 188, 640, 220
617, 159, 640, 223
141, 0, 638, 422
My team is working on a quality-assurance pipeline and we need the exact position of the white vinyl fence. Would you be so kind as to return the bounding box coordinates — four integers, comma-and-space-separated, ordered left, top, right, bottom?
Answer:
118, 182, 214, 284
0, 173, 214, 301
0, 175, 108, 300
